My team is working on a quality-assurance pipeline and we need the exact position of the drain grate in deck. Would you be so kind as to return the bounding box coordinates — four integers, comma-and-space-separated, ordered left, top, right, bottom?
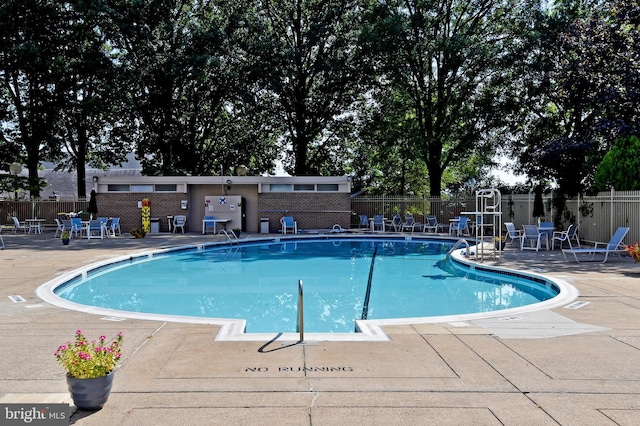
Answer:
565, 301, 590, 309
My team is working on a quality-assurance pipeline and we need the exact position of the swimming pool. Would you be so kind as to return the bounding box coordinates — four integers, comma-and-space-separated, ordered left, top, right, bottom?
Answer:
37, 236, 577, 341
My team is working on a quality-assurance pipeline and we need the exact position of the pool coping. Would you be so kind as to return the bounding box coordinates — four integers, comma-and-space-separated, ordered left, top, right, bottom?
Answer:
35, 235, 579, 342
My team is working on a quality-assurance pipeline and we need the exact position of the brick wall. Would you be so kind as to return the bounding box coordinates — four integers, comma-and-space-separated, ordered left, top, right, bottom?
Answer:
98, 193, 187, 233
86, 191, 350, 235
258, 193, 351, 232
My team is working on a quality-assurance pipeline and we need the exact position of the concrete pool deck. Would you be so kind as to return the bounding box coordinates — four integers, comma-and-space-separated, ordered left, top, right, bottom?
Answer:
1, 232, 640, 425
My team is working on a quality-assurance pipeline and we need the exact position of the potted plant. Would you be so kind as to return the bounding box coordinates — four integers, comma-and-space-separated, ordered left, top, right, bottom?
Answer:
61, 230, 70, 245
55, 330, 124, 410
129, 227, 146, 238
494, 235, 507, 250
624, 242, 640, 263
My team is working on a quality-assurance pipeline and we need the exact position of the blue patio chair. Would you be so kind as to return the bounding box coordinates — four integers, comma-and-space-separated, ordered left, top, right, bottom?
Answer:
521, 224, 543, 251
402, 214, 423, 232
371, 215, 385, 231
280, 216, 297, 234
449, 216, 469, 236
86, 220, 104, 239
504, 222, 523, 247
71, 217, 83, 238
552, 223, 580, 250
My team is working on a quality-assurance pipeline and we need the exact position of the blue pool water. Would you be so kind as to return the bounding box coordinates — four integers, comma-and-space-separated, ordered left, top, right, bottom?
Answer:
54, 238, 558, 333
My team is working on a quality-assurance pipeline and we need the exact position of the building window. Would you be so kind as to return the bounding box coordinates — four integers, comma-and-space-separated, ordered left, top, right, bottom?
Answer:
155, 184, 177, 192
107, 184, 130, 192
317, 184, 339, 192
293, 184, 315, 191
131, 184, 154, 193
269, 184, 292, 192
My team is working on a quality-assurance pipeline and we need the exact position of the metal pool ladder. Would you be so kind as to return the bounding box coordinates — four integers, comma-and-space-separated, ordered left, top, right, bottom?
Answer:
219, 229, 239, 244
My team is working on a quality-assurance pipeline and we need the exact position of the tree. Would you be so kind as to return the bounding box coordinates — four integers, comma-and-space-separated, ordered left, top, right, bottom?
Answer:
362, 0, 538, 197
240, 0, 373, 176
515, 0, 639, 196
53, 0, 133, 197
102, 0, 278, 176
0, 0, 66, 198
595, 135, 640, 191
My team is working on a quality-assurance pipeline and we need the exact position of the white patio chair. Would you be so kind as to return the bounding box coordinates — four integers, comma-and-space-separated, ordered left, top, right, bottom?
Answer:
173, 215, 187, 233
11, 217, 27, 234
54, 218, 65, 238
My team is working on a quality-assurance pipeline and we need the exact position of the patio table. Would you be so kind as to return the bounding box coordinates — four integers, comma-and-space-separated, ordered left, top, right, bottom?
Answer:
202, 218, 231, 234
25, 218, 46, 234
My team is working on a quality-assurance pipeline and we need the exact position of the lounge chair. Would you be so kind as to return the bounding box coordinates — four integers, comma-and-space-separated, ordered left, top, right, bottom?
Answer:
552, 223, 580, 250
424, 215, 439, 233
402, 214, 423, 233
280, 216, 297, 234
504, 222, 523, 247
388, 214, 403, 231
563, 227, 629, 263
521, 224, 544, 251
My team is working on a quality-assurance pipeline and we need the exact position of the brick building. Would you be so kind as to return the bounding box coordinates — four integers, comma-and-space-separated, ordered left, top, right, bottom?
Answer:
92, 175, 352, 234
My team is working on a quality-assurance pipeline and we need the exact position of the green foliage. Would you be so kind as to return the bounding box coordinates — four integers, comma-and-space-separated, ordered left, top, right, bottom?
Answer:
0, 0, 67, 197
359, 0, 537, 196
595, 136, 640, 190
514, 0, 640, 197
55, 330, 123, 379
3, 0, 635, 199
239, 0, 372, 176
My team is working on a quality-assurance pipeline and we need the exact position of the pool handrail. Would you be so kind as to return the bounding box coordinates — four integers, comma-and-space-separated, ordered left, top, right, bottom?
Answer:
296, 279, 304, 343
447, 239, 471, 259
219, 228, 239, 244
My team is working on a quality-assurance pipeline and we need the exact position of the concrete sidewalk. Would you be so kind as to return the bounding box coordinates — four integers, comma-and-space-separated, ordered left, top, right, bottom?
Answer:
1, 232, 640, 425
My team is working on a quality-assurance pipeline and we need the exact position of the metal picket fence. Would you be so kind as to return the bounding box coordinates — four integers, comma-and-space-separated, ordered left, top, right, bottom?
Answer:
351, 190, 640, 245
